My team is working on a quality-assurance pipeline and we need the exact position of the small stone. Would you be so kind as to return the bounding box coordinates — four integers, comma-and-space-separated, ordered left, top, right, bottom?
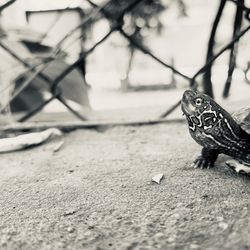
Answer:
154, 232, 165, 239
67, 227, 75, 233
202, 194, 209, 199
186, 202, 195, 209
216, 216, 224, 222
152, 173, 164, 184
167, 236, 176, 243
171, 213, 181, 219
190, 244, 200, 249
84, 230, 92, 236
64, 210, 76, 216
218, 222, 228, 230
176, 203, 183, 208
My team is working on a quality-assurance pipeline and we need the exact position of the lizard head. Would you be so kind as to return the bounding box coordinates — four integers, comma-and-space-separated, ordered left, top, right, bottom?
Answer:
181, 89, 243, 151
181, 89, 215, 117
181, 89, 222, 146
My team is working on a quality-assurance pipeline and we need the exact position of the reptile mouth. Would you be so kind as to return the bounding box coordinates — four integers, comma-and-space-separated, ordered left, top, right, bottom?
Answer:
181, 89, 197, 116
182, 89, 197, 99
181, 102, 195, 116
181, 103, 187, 116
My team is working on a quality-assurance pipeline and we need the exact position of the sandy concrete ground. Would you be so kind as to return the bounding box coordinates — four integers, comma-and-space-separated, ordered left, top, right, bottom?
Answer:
0, 122, 250, 250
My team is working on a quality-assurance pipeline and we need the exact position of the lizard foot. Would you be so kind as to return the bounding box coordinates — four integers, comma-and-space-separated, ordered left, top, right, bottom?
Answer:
191, 156, 214, 169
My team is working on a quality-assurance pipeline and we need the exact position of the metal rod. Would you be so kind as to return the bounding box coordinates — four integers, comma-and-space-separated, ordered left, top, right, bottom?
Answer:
18, 95, 57, 122
56, 95, 87, 121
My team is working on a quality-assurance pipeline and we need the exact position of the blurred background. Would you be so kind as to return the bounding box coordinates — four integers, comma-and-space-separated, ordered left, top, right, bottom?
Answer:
0, 0, 249, 124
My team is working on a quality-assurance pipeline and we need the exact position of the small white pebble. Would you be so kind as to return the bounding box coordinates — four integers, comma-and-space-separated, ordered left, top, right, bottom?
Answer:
190, 244, 200, 249
67, 227, 74, 233
171, 213, 181, 219
216, 216, 224, 222
154, 232, 165, 239
218, 222, 228, 230
152, 173, 164, 184
84, 230, 92, 236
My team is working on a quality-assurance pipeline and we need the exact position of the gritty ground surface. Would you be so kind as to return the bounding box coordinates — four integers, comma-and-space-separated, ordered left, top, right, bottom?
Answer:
0, 122, 250, 250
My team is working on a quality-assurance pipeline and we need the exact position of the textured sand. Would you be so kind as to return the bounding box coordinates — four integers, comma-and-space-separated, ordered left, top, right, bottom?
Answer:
0, 123, 250, 250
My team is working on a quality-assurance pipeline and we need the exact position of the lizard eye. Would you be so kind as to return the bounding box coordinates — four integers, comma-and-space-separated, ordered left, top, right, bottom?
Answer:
195, 98, 202, 106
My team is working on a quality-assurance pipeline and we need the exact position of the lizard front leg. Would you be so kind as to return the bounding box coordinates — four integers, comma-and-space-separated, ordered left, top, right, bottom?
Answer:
192, 148, 219, 169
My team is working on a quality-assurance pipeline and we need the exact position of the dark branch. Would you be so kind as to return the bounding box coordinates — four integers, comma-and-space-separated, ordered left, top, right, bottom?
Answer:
203, 0, 226, 98
0, 0, 16, 12
223, 0, 244, 98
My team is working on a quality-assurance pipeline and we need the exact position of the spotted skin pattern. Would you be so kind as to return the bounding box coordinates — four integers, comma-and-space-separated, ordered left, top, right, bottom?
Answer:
181, 89, 250, 175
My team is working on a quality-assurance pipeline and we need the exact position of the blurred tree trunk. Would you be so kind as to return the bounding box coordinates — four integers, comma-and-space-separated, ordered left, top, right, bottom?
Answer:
177, 0, 187, 17
222, 0, 244, 98
121, 47, 135, 91
203, 0, 226, 98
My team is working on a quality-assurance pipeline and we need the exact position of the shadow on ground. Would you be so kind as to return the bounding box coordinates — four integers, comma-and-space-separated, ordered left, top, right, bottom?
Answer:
0, 123, 250, 250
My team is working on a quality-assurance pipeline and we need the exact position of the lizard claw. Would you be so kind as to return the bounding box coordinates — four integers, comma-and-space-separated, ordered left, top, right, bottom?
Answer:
192, 156, 214, 169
